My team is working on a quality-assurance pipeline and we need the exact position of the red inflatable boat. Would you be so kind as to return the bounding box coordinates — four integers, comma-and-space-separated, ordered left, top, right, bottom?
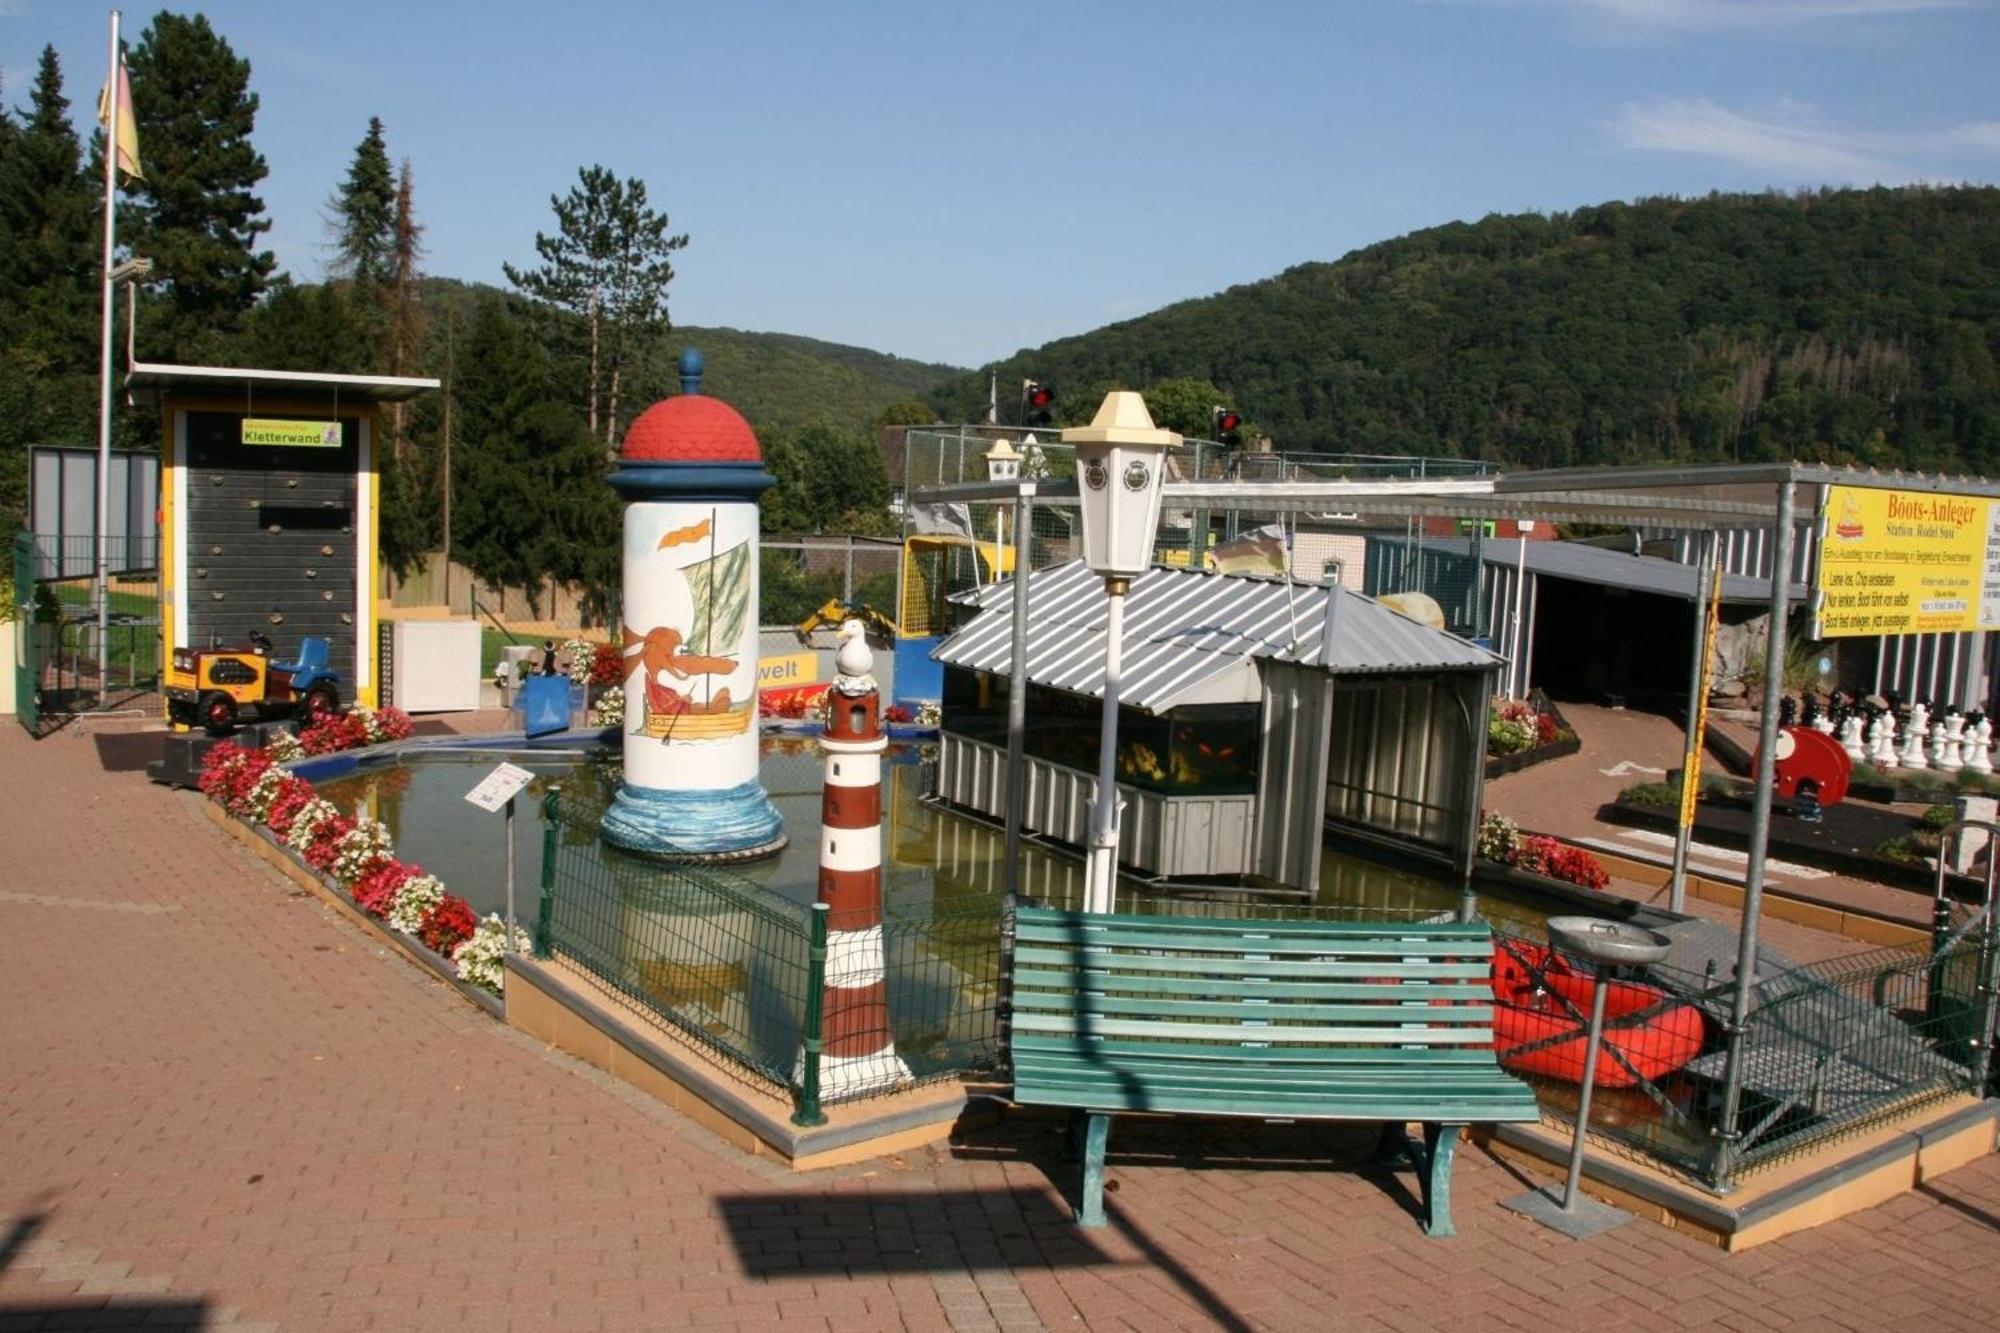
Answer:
1490, 942, 1706, 1088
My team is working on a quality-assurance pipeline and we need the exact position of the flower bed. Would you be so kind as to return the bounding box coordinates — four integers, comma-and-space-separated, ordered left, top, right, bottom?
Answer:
197, 718, 527, 996
1484, 694, 1581, 778
1475, 811, 1610, 891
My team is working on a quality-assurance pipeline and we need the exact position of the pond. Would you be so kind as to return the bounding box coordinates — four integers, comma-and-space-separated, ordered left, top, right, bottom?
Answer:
312, 734, 1563, 931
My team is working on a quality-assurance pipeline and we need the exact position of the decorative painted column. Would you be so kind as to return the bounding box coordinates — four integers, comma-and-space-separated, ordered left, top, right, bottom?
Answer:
601, 349, 785, 860
811, 621, 909, 1097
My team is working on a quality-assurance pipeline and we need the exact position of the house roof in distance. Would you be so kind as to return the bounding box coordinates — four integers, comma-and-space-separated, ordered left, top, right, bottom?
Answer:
938, 559, 1499, 713
126, 361, 441, 407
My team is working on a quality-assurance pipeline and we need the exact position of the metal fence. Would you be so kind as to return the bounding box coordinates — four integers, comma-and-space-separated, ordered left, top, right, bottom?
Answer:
12, 531, 162, 722
1488, 921, 1994, 1189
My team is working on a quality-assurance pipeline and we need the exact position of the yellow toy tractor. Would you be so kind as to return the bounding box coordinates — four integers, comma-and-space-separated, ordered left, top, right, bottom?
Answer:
165, 633, 342, 736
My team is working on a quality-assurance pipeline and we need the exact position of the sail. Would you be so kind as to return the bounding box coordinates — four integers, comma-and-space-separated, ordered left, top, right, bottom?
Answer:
686, 541, 750, 656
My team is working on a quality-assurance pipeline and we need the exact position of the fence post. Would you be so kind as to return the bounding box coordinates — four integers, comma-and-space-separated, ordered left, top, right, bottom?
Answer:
533, 784, 562, 959
793, 902, 831, 1127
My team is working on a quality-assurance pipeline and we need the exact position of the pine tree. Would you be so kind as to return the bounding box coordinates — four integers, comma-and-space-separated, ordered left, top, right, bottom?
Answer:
503, 164, 688, 448
0, 46, 95, 359
327, 116, 394, 289
123, 11, 276, 362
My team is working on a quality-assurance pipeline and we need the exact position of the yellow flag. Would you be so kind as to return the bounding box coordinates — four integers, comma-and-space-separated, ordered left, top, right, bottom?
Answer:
96, 60, 143, 181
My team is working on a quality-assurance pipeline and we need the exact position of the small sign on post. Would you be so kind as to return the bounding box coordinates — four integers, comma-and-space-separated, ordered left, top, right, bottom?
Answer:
465, 761, 537, 946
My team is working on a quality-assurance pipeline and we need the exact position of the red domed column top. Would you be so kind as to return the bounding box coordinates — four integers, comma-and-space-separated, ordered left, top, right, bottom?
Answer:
610, 348, 774, 500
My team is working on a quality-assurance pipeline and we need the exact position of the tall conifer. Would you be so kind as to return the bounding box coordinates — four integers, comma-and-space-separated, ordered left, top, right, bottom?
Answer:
327, 116, 395, 290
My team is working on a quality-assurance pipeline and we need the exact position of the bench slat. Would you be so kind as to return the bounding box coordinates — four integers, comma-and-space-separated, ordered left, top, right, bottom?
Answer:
1011, 946, 1488, 980
1011, 1034, 1504, 1064
1011, 1081, 1541, 1119
1015, 929, 1490, 958
1011, 968, 1494, 1002
1016, 908, 1493, 941
1012, 991, 1494, 1025
1012, 1013, 1493, 1044
1015, 1055, 1525, 1095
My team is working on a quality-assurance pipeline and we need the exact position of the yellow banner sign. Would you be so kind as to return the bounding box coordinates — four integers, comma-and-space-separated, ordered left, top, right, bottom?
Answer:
757, 652, 819, 686
241, 418, 342, 448
1815, 485, 2000, 637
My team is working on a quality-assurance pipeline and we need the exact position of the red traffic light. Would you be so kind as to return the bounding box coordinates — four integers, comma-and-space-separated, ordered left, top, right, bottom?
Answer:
1216, 411, 1242, 435
1029, 383, 1056, 409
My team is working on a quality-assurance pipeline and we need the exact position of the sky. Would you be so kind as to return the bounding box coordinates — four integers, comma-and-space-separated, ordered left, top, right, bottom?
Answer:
3, 0, 1997, 369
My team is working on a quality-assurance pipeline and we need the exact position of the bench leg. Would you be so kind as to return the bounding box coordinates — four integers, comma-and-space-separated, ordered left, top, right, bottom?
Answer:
1374, 1120, 1414, 1166
1076, 1112, 1111, 1229
1416, 1122, 1462, 1238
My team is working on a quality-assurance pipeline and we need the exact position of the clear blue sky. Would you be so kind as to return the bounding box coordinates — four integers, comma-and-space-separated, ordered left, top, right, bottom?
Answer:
5, 1, 1997, 369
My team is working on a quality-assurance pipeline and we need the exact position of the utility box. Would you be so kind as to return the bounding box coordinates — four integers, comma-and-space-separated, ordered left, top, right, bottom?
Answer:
389, 618, 482, 712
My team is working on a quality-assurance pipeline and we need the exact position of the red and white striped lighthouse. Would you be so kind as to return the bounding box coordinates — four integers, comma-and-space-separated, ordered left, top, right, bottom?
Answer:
812, 622, 910, 1098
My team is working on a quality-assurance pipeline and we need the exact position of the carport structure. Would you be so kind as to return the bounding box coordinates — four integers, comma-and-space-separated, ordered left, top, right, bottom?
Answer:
918, 459, 2000, 1183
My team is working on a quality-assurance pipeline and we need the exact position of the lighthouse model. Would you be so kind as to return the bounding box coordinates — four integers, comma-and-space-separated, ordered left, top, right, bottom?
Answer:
810, 621, 910, 1098
600, 350, 785, 860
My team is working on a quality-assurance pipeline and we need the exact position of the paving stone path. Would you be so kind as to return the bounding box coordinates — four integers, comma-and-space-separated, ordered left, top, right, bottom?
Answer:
5, 721, 2000, 1331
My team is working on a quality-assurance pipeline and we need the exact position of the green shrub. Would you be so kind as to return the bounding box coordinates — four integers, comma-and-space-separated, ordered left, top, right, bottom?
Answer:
1922, 803, 1959, 832
1621, 781, 1679, 807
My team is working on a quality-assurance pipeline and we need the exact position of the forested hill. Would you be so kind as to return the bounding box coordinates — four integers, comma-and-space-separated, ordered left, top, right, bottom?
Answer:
416, 279, 960, 432
942, 187, 2000, 472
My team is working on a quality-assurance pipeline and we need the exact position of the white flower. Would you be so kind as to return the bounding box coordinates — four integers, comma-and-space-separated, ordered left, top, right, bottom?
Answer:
330, 817, 394, 887
285, 798, 340, 852
386, 874, 445, 934
243, 767, 287, 821
561, 637, 595, 686
265, 732, 304, 763
452, 914, 533, 993
589, 685, 625, 727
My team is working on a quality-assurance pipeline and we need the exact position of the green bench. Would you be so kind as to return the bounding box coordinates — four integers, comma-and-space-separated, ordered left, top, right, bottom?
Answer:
1008, 907, 1542, 1237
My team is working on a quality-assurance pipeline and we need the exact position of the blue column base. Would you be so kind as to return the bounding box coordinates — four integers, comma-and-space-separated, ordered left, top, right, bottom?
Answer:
601, 778, 787, 861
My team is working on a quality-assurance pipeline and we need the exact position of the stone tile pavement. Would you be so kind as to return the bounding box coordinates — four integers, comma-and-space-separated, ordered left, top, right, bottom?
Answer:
5, 720, 2000, 1331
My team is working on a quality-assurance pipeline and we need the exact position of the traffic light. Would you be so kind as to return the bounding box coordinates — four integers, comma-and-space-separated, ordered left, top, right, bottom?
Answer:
1211, 405, 1243, 444
1023, 379, 1057, 427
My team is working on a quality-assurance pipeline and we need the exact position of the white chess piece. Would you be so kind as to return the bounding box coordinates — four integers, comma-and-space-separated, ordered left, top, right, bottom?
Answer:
1871, 714, 1898, 769
1941, 713, 1967, 773
1930, 721, 1950, 768
1902, 705, 1930, 769
1840, 715, 1866, 762
1969, 718, 1995, 775
1814, 710, 1836, 735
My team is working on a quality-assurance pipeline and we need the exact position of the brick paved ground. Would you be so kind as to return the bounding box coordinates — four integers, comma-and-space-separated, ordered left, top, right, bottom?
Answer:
6, 719, 2000, 1331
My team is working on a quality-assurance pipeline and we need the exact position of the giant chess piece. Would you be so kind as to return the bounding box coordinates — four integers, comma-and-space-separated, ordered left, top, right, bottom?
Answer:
1839, 714, 1866, 763
1901, 702, 1931, 770
1968, 716, 1995, 775
1930, 721, 1950, 769
1871, 712, 1899, 770
1941, 713, 1968, 773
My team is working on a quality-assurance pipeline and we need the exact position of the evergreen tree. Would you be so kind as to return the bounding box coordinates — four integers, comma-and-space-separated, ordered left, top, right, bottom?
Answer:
326, 116, 394, 290
503, 164, 688, 447
123, 11, 276, 362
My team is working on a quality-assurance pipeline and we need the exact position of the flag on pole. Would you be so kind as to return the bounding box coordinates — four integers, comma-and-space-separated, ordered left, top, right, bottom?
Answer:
97, 59, 143, 180
1209, 523, 1290, 576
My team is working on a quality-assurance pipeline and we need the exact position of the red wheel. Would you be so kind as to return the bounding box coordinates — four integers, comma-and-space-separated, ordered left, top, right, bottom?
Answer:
302, 684, 340, 725
201, 693, 238, 737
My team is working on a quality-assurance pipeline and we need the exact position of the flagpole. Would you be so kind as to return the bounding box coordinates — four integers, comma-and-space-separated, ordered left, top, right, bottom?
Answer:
94, 8, 123, 709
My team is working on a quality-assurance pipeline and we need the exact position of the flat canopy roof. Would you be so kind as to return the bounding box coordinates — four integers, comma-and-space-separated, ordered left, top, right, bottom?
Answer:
126, 361, 441, 407
1481, 538, 1806, 606
919, 461, 2000, 531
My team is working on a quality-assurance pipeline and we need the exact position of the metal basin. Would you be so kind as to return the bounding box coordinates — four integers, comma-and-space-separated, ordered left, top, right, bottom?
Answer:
1546, 915, 1672, 967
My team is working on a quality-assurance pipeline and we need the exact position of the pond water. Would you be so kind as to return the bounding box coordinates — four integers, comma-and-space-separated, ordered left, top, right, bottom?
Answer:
313, 735, 1559, 931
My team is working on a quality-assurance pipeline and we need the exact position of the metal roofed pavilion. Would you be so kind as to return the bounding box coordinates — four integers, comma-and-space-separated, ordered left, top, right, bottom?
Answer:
938, 560, 1499, 713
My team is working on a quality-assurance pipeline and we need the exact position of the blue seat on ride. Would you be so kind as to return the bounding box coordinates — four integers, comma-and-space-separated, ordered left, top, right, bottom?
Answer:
271, 636, 330, 680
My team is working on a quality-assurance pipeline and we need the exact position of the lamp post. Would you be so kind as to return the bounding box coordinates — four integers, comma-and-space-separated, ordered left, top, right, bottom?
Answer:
984, 437, 1022, 580
1062, 393, 1179, 914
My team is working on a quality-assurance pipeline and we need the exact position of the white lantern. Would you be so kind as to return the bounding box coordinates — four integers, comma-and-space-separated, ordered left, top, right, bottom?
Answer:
1062, 392, 1180, 577
984, 437, 1022, 482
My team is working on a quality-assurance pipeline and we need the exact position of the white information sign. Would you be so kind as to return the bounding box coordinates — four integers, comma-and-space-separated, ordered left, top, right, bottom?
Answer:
464, 762, 536, 813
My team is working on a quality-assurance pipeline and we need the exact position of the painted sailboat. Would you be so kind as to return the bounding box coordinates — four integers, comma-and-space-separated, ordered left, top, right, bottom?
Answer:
639, 532, 755, 741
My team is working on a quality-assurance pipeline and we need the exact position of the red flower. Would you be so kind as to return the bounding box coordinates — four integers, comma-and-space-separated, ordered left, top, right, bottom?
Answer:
302, 814, 355, 872
589, 643, 622, 686
374, 707, 414, 741
1536, 714, 1559, 746
884, 704, 914, 724
196, 742, 253, 798
264, 778, 316, 836
418, 894, 478, 955
353, 860, 418, 918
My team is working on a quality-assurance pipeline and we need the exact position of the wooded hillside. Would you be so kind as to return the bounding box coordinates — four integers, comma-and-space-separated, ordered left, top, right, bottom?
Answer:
943, 187, 2000, 473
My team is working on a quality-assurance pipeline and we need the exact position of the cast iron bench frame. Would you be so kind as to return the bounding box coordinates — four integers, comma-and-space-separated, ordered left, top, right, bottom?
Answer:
1008, 907, 1542, 1236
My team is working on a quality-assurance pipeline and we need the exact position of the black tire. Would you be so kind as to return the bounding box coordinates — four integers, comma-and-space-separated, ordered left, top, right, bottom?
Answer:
201, 692, 239, 737
301, 683, 340, 726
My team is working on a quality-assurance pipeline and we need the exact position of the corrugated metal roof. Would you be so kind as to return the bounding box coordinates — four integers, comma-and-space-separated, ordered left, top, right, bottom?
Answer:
937, 561, 1499, 713
1477, 538, 1805, 605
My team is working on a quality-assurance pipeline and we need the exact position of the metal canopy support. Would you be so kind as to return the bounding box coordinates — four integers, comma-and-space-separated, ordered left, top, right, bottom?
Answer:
1716, 479, 1799, 1187
1669, 532, 1719, 912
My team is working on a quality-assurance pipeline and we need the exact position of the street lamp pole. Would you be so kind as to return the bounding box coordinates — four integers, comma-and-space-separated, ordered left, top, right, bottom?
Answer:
1062, 392, 1179, 916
